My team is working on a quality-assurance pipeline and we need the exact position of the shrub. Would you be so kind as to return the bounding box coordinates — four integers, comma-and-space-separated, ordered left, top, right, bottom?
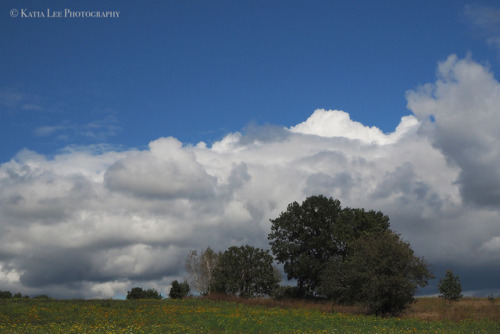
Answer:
169, 280, 190, 299
126, 287, 162, 300
33, 295, 51, 300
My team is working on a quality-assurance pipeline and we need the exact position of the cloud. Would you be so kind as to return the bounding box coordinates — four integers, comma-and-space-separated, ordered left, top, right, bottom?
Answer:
407, 54, 500, 208
34, 125, 68, 137
34, 114, 121, 141
79, 114, 121, 140
104, 137, 217, 199
290, 109, 418, 144
1, 55, 500, 298
464, 4, 500, 52
0, 88, 44, 112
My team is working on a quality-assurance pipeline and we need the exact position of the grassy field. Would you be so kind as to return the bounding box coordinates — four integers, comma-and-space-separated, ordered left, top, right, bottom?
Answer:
0, 296, 499, 333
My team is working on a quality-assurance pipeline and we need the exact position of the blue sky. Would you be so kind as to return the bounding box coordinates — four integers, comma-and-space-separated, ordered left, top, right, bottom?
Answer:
2, 1, 500, 299
1, 0, 495, 161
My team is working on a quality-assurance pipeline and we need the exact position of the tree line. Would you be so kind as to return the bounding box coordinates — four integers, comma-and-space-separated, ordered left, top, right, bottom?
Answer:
183, 195, 463, 316
2, 195, 463, 316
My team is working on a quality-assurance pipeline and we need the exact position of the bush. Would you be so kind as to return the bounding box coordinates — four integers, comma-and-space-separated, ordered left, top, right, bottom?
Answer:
33, 294, 51, 300
126, 287, 162, 300
0, 290, 13, 299
169, 280, 190, 299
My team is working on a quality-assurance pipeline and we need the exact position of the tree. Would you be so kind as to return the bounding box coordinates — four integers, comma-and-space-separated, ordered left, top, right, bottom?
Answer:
0, 290, 12, 299
438, 270, 463, 302
320, 231, 433, 316
185, 247, 219, 295
268, 195, 390, 295
126, 287, 162, 300
212, 245, 280, 297
169, 280, 190, 299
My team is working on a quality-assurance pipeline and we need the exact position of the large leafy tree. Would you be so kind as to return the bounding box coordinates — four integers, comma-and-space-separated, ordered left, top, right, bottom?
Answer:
185, 247, 219, 295
320, 231, 433, 316
212, 245, 280, 297
268, 195, 390, 295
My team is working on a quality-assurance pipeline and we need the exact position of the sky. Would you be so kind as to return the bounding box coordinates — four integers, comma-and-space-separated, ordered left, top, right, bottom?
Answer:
1, 0, 500, 298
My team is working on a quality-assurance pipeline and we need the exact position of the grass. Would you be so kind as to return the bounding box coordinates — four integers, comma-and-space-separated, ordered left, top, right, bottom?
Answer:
0, 296, 498, 333
405, 297, 500, 323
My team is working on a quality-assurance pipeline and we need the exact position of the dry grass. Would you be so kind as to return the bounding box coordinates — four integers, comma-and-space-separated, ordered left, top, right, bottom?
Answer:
403, 297, 500, 322
204, 294, 500, 322
205, 293, 367, 314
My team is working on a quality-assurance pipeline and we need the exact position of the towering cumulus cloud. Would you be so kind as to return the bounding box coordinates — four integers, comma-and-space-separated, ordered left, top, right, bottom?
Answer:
407, 55, 500, 208
1, 55, 500, 297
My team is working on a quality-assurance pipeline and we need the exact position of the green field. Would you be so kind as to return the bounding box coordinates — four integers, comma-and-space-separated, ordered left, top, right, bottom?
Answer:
0, 297, 498, 333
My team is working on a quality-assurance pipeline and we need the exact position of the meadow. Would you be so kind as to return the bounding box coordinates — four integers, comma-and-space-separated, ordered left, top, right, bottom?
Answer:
0, 296, 499, 333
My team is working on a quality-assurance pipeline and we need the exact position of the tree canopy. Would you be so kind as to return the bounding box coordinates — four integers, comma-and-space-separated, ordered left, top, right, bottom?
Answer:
320, 231, 433, 315
126, 287, 162, 300
169, 280, 190, 299
438, 270, 463, 302
268, 195, 390, 295
212, 245, 280, 297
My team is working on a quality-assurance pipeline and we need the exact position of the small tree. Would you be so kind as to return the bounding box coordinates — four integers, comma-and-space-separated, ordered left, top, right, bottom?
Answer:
126, 287, 144, 300
185, 247, 219, 295
438, 270, 463, 302
169, 280, 190, 299
126, 287, 162, 300
212, 245, 280, 297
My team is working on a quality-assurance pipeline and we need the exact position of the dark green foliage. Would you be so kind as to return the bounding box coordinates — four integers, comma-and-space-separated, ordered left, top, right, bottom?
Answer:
127, 287, 146, 300
268, 195, 390, 295
3, 291, 30, 299
169, 280, 190, 299
212, 245, 280, 297
0, 290, 13, 299
320, 231, 433, 316
33, 294, 51, 300
438, 270, 463, 302
126, 287, 162, 300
